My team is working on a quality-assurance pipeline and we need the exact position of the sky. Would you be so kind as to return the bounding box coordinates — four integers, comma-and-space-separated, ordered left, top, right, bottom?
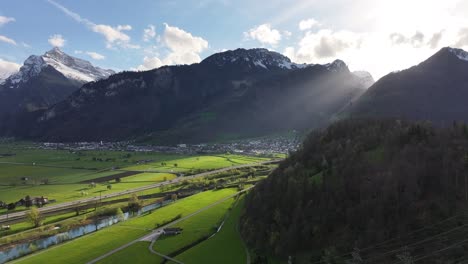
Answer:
1, 0, 468, 80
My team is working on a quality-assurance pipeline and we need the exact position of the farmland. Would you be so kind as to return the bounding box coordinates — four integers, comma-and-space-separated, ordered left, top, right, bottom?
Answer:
0, 142, 269, 208
0, 142, 277, 264
176, 198, 247, 264
13, 189, 241, 264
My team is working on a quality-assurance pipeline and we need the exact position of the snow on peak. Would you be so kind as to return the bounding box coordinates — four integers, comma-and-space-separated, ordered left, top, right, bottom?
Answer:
202, 48, 312, 70
5, 48, 114, 88
447, 47, 468, 62
324, 59, 348, 72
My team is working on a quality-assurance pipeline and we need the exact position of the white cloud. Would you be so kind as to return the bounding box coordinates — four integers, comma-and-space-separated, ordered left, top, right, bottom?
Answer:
92, 24, 132, 49
0, 16, 15, 26
163, 23, 208, 54
283, 46, 296, 61
86, 51, 105, 60
135, 24, 209, 71
0, 35, 16, 45
134, 56, 163, 71
75, 50, 106, 60
143, 25, 156, 42
299, 18, 319, 31
0, 58, 20, 80
279, 0, 468, 80
48, 34, 66, 47
244, 24, 282, 46
292, 29, 362, 61
116, 25, 132, 31
47, 0, 137, 49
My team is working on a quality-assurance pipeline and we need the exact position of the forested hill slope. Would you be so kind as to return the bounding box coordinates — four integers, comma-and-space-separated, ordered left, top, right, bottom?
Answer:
241, 119, 468, 263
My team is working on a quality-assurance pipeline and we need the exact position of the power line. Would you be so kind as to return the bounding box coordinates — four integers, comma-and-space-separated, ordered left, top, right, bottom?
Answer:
360, 213, 465, 253
404, 237, 468, 263
307, 212, 468, 264
361, 223, 468, 263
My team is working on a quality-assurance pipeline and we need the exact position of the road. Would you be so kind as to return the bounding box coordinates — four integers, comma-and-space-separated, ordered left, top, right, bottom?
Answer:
86, 187, 252, 264
0, 160, 279, 223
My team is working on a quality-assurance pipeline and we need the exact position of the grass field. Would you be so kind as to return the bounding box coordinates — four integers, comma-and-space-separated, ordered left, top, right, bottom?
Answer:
124, 154, 268, 172
0, 142, 268, 207
14, 189, 239, 264
0, 172, 176, 205
0, 144, 183, 170
97, 242, 163, 264
152, 197, 235, 256
97, 193, 245, 264
176, 197, 247, 264
0, 143, 272, 263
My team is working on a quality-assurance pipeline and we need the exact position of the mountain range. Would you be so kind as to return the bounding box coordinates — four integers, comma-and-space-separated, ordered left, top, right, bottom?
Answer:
2, 48, 371, 143
2, 46, 468, 144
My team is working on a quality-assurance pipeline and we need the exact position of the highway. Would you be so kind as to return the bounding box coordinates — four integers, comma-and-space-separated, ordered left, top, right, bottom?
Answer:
0, 159, 280, 223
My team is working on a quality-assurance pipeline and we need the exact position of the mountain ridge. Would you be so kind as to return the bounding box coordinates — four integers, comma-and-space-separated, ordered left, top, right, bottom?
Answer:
343, 46, 468, 124
6, 48, 369, 143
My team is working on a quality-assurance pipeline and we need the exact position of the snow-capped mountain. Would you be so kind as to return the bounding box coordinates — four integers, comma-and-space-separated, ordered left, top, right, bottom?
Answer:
0, 48, 114, 117
201, 48, 310, 70
5, 47, 114, 88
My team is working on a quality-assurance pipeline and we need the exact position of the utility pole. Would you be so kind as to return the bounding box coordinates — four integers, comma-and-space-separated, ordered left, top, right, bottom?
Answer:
465, 174, 467, 202
464, 154, 468, 202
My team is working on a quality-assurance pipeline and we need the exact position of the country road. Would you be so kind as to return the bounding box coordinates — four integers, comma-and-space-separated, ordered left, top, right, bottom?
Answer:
86, 187, 252, 264
0, 160, 280, 223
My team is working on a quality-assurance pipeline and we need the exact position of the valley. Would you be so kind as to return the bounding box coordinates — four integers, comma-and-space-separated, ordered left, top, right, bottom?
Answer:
1, 3, 468, 262
0, 142, 277, 263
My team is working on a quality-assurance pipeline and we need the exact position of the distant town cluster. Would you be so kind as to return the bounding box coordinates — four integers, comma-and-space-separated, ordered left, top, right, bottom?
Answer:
38, 136, 300, 156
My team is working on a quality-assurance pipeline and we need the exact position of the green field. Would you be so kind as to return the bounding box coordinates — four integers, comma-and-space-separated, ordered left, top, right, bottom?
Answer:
177, 198, 247, 264
1, 143, 273, 264
97, 242, 162, 264
97, 194, 247, 264
14, 189, 239, 264
0, 144, 183, 171
152, 197, 235, 256
124, 154, 268, 172
0, 143, 268, 207
0, 172, 176, 205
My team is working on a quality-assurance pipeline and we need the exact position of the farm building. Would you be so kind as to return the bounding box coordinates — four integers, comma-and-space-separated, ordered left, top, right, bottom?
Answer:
163, 227, 183, 235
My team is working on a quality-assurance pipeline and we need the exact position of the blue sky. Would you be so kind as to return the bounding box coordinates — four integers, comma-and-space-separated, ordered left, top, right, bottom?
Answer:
1, 0, 467, 80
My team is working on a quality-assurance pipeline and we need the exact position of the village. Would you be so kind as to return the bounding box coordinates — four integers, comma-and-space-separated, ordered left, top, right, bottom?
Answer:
38, 135, 300, 156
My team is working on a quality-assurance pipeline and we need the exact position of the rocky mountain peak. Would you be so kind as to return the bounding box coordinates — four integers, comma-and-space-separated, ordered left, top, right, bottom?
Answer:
4, 48, 114, 88
201, 48, 309, 70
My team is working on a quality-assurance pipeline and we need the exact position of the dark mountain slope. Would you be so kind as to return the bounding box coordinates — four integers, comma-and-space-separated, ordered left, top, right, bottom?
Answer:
241, 119, 468, 263
0, 66, 81, 133
345, 47, 468, 124
15, 49, 367, 143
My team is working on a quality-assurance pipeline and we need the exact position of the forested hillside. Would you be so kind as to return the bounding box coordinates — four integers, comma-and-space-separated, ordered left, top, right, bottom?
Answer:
241, 119, 468, 263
